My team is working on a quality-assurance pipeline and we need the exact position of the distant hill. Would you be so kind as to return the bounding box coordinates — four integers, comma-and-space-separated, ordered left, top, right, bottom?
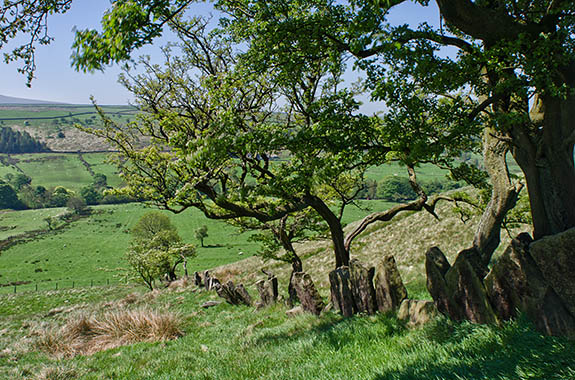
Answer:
0, 94, 65, 105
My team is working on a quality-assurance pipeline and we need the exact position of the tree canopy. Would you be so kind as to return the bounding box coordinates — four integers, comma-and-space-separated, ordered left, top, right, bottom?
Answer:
4, 0, 574, 263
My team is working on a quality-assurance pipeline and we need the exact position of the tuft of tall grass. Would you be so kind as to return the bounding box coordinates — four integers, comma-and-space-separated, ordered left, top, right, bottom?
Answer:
35, 308, 182, 357
35, 364, 79, 380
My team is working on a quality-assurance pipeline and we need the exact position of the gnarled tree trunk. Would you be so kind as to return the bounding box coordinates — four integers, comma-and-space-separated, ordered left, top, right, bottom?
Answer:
473, 127, 523, 268
512, 91, 575, 240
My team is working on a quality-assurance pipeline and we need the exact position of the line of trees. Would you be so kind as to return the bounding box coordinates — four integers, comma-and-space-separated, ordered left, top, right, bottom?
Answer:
0, 172, 134, 211
0, 126, 49, 153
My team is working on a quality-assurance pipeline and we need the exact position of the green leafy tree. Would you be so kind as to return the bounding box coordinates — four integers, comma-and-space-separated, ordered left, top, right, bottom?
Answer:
0, 127, 49, 153
80, 185, 102, 205
66, 196, 88, 215
216, 0, 537, 270
12, 173, 31, 190
127, 213, 196, 288
92, 173, 108, 189
6, 0, 574, 247
377, 176, 417, 202
238, 209, 328, 304
77, 12, 459, 275
81, 22, 391, 269
131, 211, 177, 241
194, 225, 208, 248
0, 182, 24, 210
49, 186, 72, 207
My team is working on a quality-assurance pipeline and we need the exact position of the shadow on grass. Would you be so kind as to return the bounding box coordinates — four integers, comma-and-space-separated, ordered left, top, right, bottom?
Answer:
372, 316, 575, 380
202, 244, 225, 248
250, 311, 407, 350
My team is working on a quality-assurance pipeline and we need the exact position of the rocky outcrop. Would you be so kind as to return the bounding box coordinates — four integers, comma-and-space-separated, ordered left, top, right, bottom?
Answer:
485, 233, 575, 338
427, 229, 575, 338
529, 228, 575, 317
329, 256, 408, 317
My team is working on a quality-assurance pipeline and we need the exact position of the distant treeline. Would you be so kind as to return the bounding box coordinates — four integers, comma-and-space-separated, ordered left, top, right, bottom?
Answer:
0, 126, 49, 153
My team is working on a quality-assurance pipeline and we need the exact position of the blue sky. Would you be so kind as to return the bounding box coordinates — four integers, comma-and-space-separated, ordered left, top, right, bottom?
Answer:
0, 0, 439, 107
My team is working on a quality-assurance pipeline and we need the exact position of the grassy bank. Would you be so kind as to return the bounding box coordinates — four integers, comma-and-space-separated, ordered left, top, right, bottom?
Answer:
1, 283, 574, 380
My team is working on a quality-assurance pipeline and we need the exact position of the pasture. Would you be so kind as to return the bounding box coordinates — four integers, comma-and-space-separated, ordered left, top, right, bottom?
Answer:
0, 203, 262, 293
0, 152, 122, 191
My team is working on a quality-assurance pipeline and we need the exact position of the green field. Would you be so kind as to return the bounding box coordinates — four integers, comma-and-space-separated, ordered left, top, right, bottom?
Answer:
0, 203, 264, 293
0, 198, 405, 293
0, 152, 122, 191
0, 104, 137, 132
0, 207, 67, 241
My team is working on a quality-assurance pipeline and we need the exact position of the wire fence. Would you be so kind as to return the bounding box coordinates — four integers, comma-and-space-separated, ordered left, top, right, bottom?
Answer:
0, 278, 126, 295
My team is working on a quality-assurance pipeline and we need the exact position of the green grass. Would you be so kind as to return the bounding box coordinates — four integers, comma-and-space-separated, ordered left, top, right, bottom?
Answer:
15, 154, 94, 191
0, 207, 67, 240
0, 152, 123, 191
81, 153, 124, 187
364, 162, 450, 182
1, 284, 573, 380
0, 203, 259, 293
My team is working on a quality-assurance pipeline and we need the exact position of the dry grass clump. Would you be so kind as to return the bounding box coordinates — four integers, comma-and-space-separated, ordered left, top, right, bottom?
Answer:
168, 276, 191, 290
35, 364, 79, 380
213, 266, 243, 284
35, 308, 182, 357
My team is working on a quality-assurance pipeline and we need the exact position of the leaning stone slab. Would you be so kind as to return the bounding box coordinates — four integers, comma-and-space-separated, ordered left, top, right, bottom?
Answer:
292, 272, 324, 316
349, 259, 377, 315
328, 266, 355, 317
373, 255, 407, 313
194, 271, 203, 287
256, 276, 279, 307
445, 252, 497, 324
216, 280, 252, 306
425, 247, 451, 316
485, 233, 575, 338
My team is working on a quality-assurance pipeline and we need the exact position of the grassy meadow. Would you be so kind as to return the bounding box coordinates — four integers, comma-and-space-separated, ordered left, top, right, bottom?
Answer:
0, 152, 122, 191
1, 281, 574, 380
0, 203, 262, 293
0, 105, 136, 131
